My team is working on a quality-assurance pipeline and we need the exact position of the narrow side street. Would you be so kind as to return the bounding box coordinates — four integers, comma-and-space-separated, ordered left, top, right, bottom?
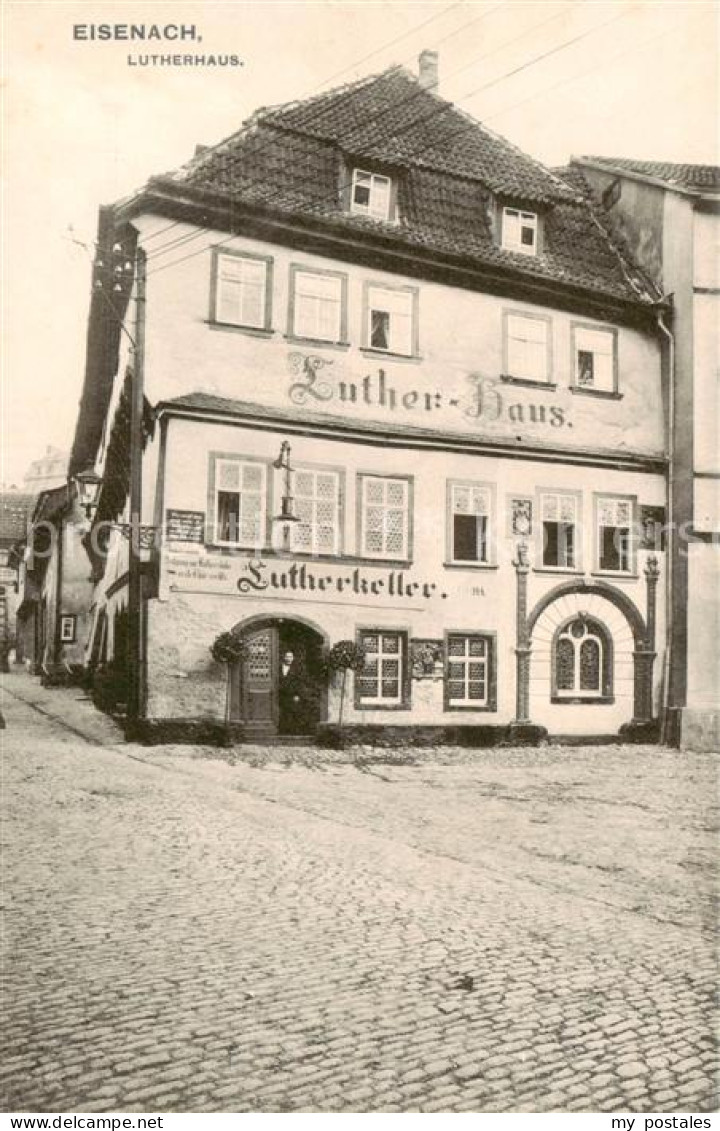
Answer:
2, 674, 718, 1114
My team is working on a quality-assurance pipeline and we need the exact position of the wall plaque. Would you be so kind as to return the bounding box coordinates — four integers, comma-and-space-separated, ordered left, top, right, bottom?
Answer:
166, 509, 205, 544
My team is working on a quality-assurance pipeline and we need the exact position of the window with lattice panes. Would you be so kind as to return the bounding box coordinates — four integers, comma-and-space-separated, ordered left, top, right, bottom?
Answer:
359, 476, 410, 559
290, 468, 341, 555
554, 616, 610, 700
597, 495, 634, 572
446, 634, 491, 707
214, 252, 269, 329
214, 458, 266, 546
505, 314, 550, 382
573, 326, 616, 392
541, 491, 578, 568
356, 631, 406, 706
292, 270, 344, 342
449, 482, 491, 563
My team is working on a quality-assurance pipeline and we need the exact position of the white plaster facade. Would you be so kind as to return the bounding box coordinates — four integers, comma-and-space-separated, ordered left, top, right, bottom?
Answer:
81, 210, 667, 740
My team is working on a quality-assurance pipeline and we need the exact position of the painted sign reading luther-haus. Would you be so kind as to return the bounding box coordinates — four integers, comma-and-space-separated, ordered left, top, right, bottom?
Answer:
288, 354, 570, 430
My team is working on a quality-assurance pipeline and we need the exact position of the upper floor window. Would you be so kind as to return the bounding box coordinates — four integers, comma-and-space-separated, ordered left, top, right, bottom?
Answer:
364, 284, 416, 356
540, 491, 579, 569
358, 475, 411, 560
502, 207, 538, 255
289, 267, 347, 344
504, 312, 551, 384
213, 251, 272, 330
448, 482, 492, 565
572, 325, 618, 394
291, 468, 342, 556
596, 495, 635, 573
351, 169, 392, 221
211, 456, 267, 548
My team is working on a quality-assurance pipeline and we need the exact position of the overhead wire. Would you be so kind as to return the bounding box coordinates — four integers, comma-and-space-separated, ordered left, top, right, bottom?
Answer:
147, 6, 638, 279
144, 0, 515, 264
145, 3, 590, 273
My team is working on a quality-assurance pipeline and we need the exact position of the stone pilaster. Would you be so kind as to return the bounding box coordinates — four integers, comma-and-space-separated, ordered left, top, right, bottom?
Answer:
622, 555, 660, 741
507, 542, 547, 745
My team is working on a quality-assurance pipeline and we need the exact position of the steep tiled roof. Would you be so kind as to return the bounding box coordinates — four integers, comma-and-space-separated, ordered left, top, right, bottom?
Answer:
580, 156, 720, 192
0, 493, 34, 547
157, 66, 656, 307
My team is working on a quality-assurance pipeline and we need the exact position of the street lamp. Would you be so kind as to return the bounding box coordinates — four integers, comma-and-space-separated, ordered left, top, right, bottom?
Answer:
74, 468, 103, 521
272, 441, 301, 551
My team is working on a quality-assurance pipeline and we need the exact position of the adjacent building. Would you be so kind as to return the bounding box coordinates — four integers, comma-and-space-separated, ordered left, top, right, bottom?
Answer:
0, 492, 34, 662
13, 486, 94, 680
572, 157, 720, 751
67, 57, 672, 743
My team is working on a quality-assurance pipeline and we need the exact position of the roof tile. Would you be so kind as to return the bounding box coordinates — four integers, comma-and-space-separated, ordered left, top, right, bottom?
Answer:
162, 67, 659, 306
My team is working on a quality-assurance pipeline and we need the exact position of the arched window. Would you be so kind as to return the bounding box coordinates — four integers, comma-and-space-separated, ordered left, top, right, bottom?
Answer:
552, 616, 612, 703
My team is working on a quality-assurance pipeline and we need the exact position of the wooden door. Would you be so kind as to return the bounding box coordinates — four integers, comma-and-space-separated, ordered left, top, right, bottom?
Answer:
233, 625, 279, 735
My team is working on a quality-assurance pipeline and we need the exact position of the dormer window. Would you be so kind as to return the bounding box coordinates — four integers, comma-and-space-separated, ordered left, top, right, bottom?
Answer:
351, 169, 392, 221
502, 207, 538, 255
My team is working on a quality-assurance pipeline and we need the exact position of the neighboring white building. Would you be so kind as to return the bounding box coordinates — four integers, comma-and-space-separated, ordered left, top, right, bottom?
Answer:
573, 157, 720, 752
22, 446, 69, 495
69, 57, 670, 744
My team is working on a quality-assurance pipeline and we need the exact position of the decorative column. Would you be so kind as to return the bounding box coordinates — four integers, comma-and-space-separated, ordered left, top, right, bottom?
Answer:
635, 555, 660, 723
513, 541, 531, 724
507, 542, 547, 745
624, 555, 660, 738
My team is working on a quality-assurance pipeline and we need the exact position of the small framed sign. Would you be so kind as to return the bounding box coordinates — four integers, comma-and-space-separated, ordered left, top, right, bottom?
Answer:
509, 497, 533, 537
166, 509, 205, 544
60, 615, 76, 644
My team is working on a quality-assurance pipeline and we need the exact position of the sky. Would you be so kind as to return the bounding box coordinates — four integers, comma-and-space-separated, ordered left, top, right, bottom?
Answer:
2, 0, 718, 487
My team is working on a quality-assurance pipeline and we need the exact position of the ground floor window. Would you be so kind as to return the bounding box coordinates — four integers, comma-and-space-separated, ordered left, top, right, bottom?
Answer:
444, 633, 496, 710
552, 615, 612, 702
355, 630, 409, 708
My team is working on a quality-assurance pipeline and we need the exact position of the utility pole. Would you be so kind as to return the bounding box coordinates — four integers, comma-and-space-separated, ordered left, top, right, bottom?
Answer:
127, 246, 147, 724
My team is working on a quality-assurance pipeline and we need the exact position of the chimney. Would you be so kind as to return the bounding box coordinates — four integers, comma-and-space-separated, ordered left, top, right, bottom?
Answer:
418, 50, 438, 93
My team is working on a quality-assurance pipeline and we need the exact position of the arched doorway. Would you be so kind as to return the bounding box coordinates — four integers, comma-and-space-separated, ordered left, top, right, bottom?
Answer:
228, 617, 327, 739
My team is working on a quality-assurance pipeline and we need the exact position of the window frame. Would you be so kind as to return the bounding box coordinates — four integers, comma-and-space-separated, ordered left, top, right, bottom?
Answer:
570, 322, 619, 397
288, 463, 345, 557
536, 488, 583, 572
354, 628, 411, 710
210, 248, 273, 333
350, 168, 394, 222
357, 473, 413, 562
287, 264, 349, 346
501, 206, 539, 255
594, 492, 637, 575
446, 479, 496, 567
502, 309, 553, 386
362, 280, 419, 358
443, 631, 497, 712
551, 615, 614, 704
207, 451, 272, 550
59, 614, 77, 644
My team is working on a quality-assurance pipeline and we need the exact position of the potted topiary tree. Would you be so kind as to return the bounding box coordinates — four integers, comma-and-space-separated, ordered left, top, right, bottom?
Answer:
322, 639, 366, 748
210, 630, 250, 744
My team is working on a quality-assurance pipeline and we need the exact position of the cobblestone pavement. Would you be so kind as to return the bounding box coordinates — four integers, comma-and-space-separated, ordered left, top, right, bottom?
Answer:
2, 673, 718, 1114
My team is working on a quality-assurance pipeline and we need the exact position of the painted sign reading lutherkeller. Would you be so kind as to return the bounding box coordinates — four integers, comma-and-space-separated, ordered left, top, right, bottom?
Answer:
161, 548, 462, 603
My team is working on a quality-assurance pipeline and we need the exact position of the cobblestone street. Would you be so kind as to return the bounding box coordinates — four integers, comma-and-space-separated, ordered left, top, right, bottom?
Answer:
2, 672, 718, 1114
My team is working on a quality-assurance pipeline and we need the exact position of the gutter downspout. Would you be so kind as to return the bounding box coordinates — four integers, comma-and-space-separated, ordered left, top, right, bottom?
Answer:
657, 305, 675, 745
